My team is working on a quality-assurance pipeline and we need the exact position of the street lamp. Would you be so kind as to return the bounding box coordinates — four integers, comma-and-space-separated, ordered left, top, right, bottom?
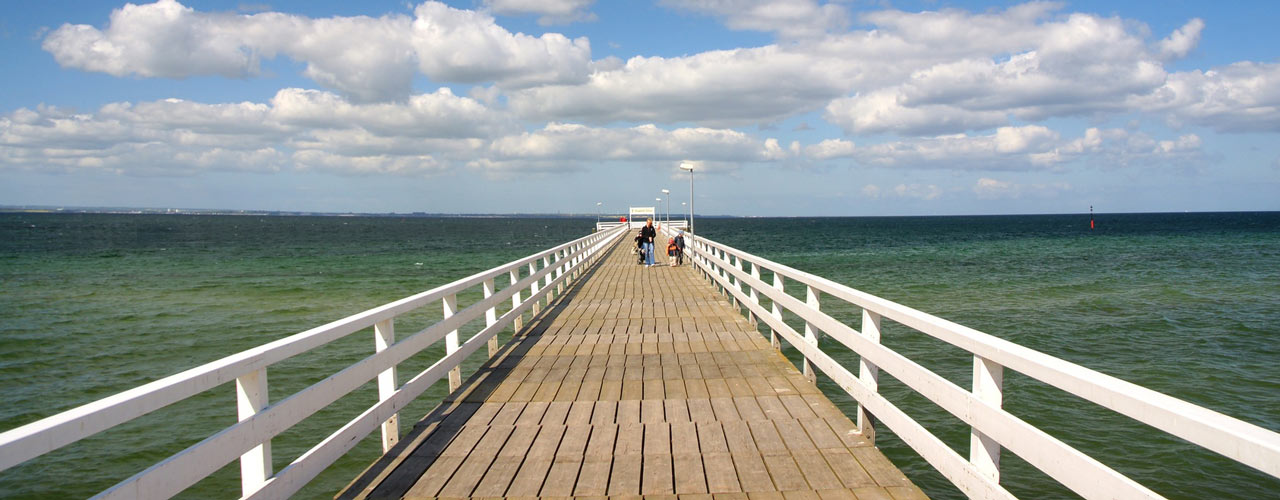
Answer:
660, 189, 670, 227
596, 202, 602, 229
655, 197, 662, 228
679, 162, 695, 238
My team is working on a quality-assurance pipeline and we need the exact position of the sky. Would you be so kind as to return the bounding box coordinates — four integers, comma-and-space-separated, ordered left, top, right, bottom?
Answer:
1, 0, 1278, 216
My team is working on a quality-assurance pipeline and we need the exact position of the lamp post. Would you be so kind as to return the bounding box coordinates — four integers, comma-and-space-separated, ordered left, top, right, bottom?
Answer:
681, 202, 687, 228
661, 189, 670, 227
596, 202, 602, 230
655, 197, 663, 228
679, 162, 695, 241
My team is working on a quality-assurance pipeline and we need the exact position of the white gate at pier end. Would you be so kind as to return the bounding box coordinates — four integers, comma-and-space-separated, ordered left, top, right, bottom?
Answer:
628, 206, 655, 229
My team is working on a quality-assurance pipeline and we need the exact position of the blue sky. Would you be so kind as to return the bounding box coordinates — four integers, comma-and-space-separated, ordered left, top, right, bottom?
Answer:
1, 0, 1277, 216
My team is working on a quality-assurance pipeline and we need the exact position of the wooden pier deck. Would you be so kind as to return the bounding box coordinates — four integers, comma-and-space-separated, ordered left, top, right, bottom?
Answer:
340, 230, 926, 500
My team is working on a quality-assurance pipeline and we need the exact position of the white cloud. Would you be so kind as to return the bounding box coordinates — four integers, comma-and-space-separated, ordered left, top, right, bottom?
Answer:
839, 125, 1202, 170
1133, 62, 1280, 133
803, 139, 855, 160
41, 0, 591, 101
488, 122, 780, 163
0, 92, 785, 176
892, 184, 943, 200
484, 0, 597, 25
293, 150, 444, 175
0, 90, 493, 176
660, 0, 849, 38
823, 88, 1009, 136
507, 45, 850, 126
825, 10, 1171, 135
42, 0, 263, 79
267, 88, 513, 138
1159, 18, 1204, 60
410, 2, 591, 89
38, 1, 1277, 137
973, 177, 1072, 199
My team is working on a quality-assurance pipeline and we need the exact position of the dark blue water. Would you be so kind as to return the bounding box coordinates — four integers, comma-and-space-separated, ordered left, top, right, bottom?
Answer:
1, 212, 1276, 498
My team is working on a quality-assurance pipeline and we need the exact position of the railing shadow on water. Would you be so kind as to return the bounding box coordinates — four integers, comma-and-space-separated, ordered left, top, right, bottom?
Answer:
0, 225, 629, 499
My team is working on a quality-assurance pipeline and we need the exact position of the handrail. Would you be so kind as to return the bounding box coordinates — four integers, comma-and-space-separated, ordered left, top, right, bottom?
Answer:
664, 225, 1280, 500
0, 224, 629, 499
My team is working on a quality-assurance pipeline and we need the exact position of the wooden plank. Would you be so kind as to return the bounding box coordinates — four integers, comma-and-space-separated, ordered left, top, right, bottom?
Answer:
402, 424, 489, 497
731, 452, 774, 492
761, 454, 809, 491
850, 447, 913, 489
436, 425, 514, 497
575, 424, 618, 496
664, 398, 690, 422
815, 489, 858, 500
791, 451, 844, 491
702, 453, 742, 493
641, 399, 666, 423
540, 421, 591, 496
347, 233, 921, 500
504, 425, 565, 496
746, 419, 788, 456
471, 425, 539, 497
798, 419, 846, 450
711, 398, 742, 422
671, 421, 707, 495
688, 399, 716, 422
820, 449, 876, 488
642, 423, 674, 494
609, 422, 644, 495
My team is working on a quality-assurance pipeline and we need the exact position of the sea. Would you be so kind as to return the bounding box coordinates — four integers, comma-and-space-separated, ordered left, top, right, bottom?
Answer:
0, 212, 1276, 499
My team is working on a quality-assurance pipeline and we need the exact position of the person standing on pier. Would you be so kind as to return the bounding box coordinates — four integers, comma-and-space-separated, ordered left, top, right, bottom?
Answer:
672, 230, 686, 266
640, 218, 657, 267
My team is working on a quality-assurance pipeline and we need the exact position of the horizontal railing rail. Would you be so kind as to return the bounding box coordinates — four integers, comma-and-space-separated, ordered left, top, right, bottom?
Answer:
664, 226, 1280, 500
0, 224, 629, 499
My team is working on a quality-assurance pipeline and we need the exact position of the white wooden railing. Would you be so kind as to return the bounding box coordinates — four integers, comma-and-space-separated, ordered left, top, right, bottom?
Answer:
666, 226, 1280, 500
0, 224, 628, 500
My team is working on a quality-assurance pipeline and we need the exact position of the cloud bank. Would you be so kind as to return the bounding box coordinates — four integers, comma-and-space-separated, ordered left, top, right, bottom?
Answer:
11, 0, 1279, 182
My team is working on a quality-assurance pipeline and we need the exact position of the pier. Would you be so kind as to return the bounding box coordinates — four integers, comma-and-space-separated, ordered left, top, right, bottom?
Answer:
338, 228, 923, 499
1, 221, 1277, 499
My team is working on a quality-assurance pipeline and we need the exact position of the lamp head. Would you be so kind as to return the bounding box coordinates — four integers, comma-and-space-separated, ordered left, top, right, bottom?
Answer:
679, 162, 694, 171
661, 189, 670, 194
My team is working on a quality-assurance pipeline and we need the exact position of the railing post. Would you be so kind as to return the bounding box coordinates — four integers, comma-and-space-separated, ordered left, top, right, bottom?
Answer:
542, 256, 552, 301
374, 319, 399, 452
770, 270, 784, 350
443, 294, 461, 392
236, 368, 271, 497
728, 253, 739, 306
555, 251, 565, 294
858, 309, 881, 442
484, 278, 498, 358
511, 269, 523, 332
529, 262, 540, 315
804, 286, 820, 383
748, 262, 760, 325
971, 355, 1004, 483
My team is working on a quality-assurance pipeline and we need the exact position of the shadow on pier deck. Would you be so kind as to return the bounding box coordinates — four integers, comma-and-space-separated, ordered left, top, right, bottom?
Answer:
339, 231, 926, 499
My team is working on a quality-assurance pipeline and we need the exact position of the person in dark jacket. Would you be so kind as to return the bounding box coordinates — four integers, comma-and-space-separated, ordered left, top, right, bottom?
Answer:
639, 218, 656, 267
672, 230, 686, 266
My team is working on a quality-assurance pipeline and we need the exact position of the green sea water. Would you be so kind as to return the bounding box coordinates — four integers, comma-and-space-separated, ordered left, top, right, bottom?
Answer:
0, 212, 1277, 499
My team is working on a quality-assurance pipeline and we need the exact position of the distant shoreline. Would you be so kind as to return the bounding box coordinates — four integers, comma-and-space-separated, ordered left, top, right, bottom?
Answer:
2, 206, 1276, 219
